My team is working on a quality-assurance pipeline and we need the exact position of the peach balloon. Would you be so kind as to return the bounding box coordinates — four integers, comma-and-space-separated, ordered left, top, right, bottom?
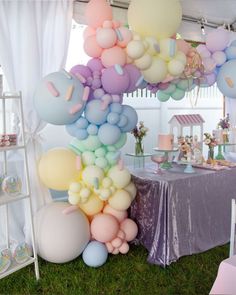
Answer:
91, 213, 119, 243
106, 242, 114, 253
120, 218, 138, 242
103, 204, 128, 222
117, 27, 133, 48
85, 0, 112, 29
119, 242, 129, 254
101, 46, 126, 68
83, 27, 96, 40
96, 28, 117, 49
111, 237, 123, 248
84, 35, 103, 58
117, 229, 126, 240
112, 248, 119, 255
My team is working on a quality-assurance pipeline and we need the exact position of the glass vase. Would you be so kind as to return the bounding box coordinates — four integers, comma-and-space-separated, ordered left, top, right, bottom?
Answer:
223, 129, 229, 143
207, 147, 214, 162
135, 140, 144, 156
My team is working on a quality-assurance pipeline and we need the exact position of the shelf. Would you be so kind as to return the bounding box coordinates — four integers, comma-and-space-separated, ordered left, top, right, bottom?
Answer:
0, 194, 29, 206
0, 94, 21, 99
0, 145, 25, 152
0, 257, 35, 280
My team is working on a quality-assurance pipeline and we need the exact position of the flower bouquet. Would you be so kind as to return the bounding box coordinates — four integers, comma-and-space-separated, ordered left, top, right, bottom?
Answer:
203, 133, 217, 163
217, 114, 230, 143
177, 135, 193, 161
131, 121, 148, 155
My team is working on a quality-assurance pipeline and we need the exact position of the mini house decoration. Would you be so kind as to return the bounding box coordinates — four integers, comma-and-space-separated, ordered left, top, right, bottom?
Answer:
169, 114, 205, 148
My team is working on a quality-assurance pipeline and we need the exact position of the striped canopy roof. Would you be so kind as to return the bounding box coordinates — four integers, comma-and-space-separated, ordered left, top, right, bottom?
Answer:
169, 114, 205, 126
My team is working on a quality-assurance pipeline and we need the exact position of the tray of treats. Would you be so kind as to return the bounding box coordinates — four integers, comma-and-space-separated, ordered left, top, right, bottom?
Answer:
215, 160, 236, 167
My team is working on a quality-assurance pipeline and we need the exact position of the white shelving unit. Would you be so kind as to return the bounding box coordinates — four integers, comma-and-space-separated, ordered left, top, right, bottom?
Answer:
0, 92, 39, 280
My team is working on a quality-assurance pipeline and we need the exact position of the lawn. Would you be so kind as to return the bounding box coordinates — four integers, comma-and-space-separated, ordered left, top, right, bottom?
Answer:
0, 244, 228, 295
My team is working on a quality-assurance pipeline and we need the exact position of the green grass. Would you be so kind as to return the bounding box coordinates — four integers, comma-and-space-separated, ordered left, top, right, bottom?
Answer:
0, 244, 228, 295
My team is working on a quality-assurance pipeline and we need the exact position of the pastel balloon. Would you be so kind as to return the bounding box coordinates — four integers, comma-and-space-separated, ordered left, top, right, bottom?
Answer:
127, 0, 182, 39
142, 57, 168, 83
177, 79, 191, 91
176, 39, 191, 55
110, 102, 123, 114
38, 148, 79, 191
101, 66, 130, 94
85, 0, 112, 29
135, 54, 152, 71
66, 124, 88, 140
95, 147, 106, 158
108, 189, 132, 211
171, 88, 185, 100
217, 59, 236, 98
120, 105, 138, 132
126, 40, 145, 59
205, 73, 216, 86
85, 99, 109, 125
225, 46, 236, 60
206, 27, 230, 52
108, 165, 131, 189
34, 71, 85, 125
95, 157, 108, 169
196, 44, 211, 58
103, 204, 128, 223
113, 133, 127, 149
83, 26, 96, 39
202, 57, 216, 74
212, 51, 226, 66
82, 151, 96, 166
87, 58, 104, 72
117, 27, 132, 48
82, 135, 102, 151
157, 91, 170, 102
159, 38, 177, 61
163, 84, 176, 94
107, 112, 120, 125
91, 213, 120, 243
79, 193, 104, 216
101, 46, 126, 68
124, 64, 142, 92
96, 28, 117, 49
87, 124, 98, 135
119, 242, 130, 254
82, 241, 108, 268
145, 36, 160, 55
168, 59, 185, 76
175, 51, 187, 65
124, 182, 137, 201
120, 219, 138, 242
98, 123, 121, 145
83, 35, 103, 58
82, 165, 104, 187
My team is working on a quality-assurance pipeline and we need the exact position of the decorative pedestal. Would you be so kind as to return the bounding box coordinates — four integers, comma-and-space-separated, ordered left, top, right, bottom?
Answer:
184, 163, 195, 174
153, 148, 178, 170
126, 153, 152, 169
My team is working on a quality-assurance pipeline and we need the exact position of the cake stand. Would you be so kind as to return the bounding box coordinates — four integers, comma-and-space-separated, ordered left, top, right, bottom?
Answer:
215, 143, 236, 160
153, 148, 178, 169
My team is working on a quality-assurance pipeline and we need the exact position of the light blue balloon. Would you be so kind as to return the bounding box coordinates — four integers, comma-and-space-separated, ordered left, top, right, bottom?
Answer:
85, 100, 109, 125
217, 60, 236, 98
87, 124, 98, 135
157, 91, 170, 102
120, 105, 138, 132
98, 123, 121, 145
117, 114, 128, 128
230, 40, 236, 47
113, 133, 127, 149
75, 117, 89, 129
110, 102, 123, 114
107, 112, 120, 125
34, 71, 85, 125
225, 46, 236, 60
171, 88, 185, 101
66, 124, 88, 140
82, 241, 108, 268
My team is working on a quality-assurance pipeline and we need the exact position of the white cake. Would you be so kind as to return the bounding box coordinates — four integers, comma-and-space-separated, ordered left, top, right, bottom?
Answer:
158, 134, 174, 150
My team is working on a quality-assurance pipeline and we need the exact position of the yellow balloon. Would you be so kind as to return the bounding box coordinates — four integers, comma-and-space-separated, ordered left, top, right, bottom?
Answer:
79, 193, 104, 216
142, 57, 167, 83
159, 38, 177, 61
128, 0, 182, 39
108, 189, 132, 211
135, 54, 152, 70
38, 148, 79, 191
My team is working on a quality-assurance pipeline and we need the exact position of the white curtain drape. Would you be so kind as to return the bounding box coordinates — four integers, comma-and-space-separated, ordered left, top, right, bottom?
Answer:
0, 0, 73, 247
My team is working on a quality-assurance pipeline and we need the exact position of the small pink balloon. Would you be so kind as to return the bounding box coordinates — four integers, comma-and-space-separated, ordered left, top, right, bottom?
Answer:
112, 248, 120, 255
120, 218, 138, 242
101, 46, 126, 68
103, 20, 113, 29
162, 74, 174, 83
206, 27, 230, 52
117, 229, 126, 240
103, 204, 128, 222
84, 35, 103, 58
91, 213, 119, 243
117, 27, 133, 48
85, 0, 112, 29
83, 26, 96, 40
96, 28, 117, 49
106, 242, 114, 253
119, 242, 130, 254
111, 237, 123, 248
176, 39, 191, 55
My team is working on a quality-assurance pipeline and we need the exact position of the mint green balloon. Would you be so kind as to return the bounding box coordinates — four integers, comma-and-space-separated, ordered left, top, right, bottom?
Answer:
69, 138, 86, 153
95, 147, 106, 158
162, 84, 176, 94
171, 88, 185, 101
106, 152, 119, 165
114, 133, 127, 149
157, 91, 170, 102
95, 157, 108, 169
107, 146, 117, 152
177, 79, 191, 91
83, 135, 102, 151
82, 151, 96, 166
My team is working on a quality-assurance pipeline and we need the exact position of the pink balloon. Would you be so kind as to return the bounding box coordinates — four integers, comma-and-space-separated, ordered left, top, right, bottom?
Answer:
111, 237, 123, 248
101, 66, 130, 94
176, 39, 191, 55
206, 27, 230, 52
120, 218, 138, 242
112, 20, 121, 29
106, 242, 114, 253
83, 26, 96, 40
117, 27, 133, 48
84, 35, 103, 58
85, 0, 112, 29
96, 28, 117, 49
91, 213, 119, 243
119, 242, 129, 254
103, 204, 128, 223
101, 46, 126, 68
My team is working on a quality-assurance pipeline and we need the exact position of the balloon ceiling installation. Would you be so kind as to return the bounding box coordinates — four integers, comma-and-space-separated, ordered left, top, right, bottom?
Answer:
34, 0, 236, 267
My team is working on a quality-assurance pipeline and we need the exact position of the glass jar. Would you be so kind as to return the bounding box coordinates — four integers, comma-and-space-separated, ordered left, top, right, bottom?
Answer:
135, 140, 144, 156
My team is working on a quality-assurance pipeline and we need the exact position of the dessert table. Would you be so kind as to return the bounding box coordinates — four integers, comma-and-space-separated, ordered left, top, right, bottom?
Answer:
129, 163, 236, 267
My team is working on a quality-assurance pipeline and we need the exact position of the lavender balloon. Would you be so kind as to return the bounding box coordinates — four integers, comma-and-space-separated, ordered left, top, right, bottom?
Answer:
123, 64, 142, 93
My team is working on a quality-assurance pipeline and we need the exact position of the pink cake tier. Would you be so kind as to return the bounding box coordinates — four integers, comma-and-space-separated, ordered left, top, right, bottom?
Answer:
158, 134, 174, 150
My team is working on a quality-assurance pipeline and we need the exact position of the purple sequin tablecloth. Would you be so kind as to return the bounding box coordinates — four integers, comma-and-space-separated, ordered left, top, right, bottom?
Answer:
129, 163, 236, 267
